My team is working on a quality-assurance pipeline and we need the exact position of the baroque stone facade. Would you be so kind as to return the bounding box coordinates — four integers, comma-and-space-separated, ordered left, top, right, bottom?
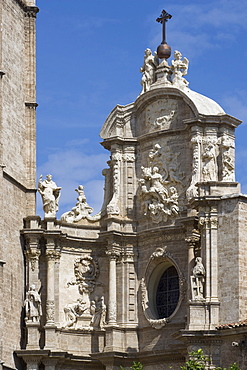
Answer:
1, 3, 247, 370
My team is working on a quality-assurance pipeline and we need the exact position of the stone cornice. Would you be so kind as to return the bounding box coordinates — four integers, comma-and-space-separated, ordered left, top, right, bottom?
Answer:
25, 102, 38, 108
14, 0, 39, 16
3, 169, 36, 193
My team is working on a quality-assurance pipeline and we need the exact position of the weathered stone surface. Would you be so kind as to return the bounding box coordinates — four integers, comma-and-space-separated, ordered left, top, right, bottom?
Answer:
1, 3, 247, 368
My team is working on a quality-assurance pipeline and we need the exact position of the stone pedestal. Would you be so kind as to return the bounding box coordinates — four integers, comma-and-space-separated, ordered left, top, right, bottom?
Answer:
75, 314, 92, 330
26, 322, 40, 350
44, 325, 57, 350
187, 301, 220, 330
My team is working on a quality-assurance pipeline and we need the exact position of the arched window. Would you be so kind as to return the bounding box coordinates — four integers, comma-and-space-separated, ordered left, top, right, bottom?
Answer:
155, 265, 180, 319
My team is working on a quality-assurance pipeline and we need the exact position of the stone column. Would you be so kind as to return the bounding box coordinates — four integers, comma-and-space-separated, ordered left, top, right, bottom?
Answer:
107, 147, 122, 217
42, 359, 58, 370
25, 235, 41, 288
210, 207, 219, 301
24, 5, 39, 201
123, 147, 136, 220
45, 239, 61, 349
23, 356, 41, 370
25, 234, 41, 350
200, 210, 211, 301
186, 129, 202, 199
26, 361, 39, 370
106, 248, 120, 325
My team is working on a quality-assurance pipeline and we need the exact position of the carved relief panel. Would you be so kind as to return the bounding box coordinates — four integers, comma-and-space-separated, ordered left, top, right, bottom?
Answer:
135, 97, 194, 136
186, 129, 236, 200
138, 142, 186, 223
59, 253, 106, 331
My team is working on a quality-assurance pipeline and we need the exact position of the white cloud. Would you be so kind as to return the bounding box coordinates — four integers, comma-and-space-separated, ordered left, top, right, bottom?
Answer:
37, 147, 109, 218
220, 89, 247, 124
148, 1, 247, 59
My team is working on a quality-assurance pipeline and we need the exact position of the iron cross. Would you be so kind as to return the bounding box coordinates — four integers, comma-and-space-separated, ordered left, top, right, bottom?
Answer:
156, 10, 172, 44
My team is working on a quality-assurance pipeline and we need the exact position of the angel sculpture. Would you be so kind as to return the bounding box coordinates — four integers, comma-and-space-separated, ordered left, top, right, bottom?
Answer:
171, 50, 189, 89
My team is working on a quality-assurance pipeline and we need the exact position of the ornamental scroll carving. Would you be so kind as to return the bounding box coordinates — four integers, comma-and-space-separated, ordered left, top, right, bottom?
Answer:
139, 143, 183, 223
61, 185, 101, 223
46, 300, 55, 323
68, 256, 99, 295
106, 151, 121, 216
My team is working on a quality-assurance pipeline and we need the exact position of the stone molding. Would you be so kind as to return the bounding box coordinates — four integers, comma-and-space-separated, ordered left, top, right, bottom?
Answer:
141, 247, 186, 329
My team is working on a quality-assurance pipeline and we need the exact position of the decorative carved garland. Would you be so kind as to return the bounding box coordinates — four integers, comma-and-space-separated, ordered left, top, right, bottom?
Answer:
68, 256, 99, 294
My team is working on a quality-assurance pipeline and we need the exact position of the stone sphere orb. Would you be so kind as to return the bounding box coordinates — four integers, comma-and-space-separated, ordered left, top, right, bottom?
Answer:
157, 43, 171, 59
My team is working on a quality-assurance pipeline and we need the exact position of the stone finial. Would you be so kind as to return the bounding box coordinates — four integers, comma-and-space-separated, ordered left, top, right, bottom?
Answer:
156, 10, 172, 59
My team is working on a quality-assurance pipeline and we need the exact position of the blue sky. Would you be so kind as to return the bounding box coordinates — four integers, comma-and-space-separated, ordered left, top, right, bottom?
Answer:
36, 0, 247, 218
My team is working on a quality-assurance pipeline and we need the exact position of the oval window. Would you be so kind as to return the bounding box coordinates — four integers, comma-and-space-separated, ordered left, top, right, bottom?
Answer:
155, 265, 180, 319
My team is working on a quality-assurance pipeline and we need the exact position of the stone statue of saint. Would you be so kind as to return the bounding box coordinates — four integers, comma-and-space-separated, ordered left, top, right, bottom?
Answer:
24, 284, 42, 323
202, 142, 218, 181
191, 257, 205, 300
38, 174, 61, 217
171, 50, 189, 88
140, 48, 158, 94
90, 296, 106, 330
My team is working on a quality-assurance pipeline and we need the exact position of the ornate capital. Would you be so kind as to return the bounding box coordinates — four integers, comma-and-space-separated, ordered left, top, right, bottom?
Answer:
122, 250, 135, 262
199, 216, 218, 229
185, 233, 200, 248
25, 6, 39, 18
25, 249, 41, 271
45, 250, 61, 261
106, 249, 120, 261
210, 216, 218, 229
122, 153, 135, 162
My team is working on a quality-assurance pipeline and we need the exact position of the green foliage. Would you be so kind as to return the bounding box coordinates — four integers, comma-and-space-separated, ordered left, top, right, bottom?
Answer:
180, 349, 241, 370
119, 351, 241, 370
216, 363, 241, 370
120, 361, 143, 370
180, 349, 209, 370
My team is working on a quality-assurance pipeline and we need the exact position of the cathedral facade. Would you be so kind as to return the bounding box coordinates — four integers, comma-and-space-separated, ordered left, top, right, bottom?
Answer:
1, 1, 247, 370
